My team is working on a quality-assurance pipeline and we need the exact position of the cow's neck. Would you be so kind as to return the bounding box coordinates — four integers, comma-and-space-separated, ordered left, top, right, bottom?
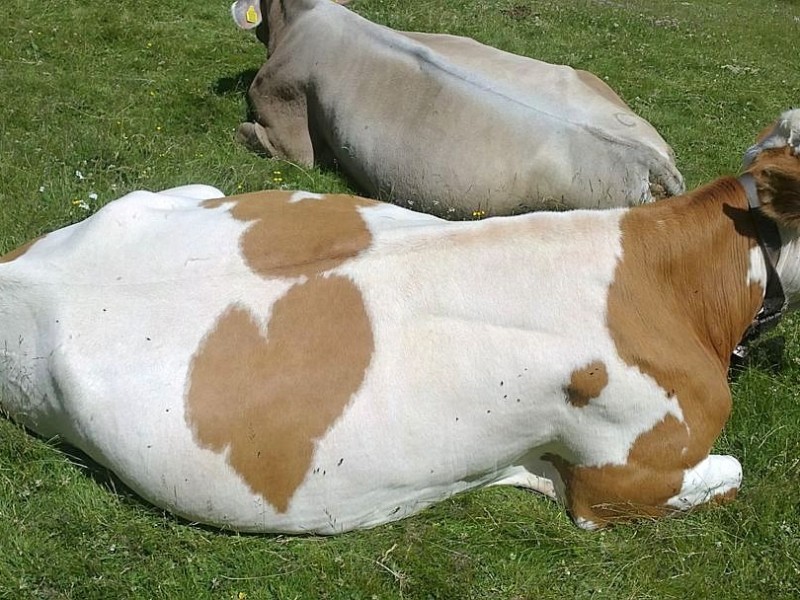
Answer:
262, 0, 320, 54
612, 177, 766, 371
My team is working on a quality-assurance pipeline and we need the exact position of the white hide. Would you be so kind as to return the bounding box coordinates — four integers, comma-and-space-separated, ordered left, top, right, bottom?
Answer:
1, 187, 690, 533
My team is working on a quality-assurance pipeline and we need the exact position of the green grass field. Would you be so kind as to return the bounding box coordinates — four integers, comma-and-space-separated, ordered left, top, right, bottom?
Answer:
1, 0, 799, 598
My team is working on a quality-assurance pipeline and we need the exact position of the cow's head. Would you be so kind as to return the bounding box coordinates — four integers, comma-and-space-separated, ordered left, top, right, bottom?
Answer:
742, 108, 800, 307
743, 108, 800, 169
231, 0, 352, 50
743, 109, 800, 223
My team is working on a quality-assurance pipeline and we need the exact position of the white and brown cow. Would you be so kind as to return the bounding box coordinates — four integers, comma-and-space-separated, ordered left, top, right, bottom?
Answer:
1, 110, 799, 534
231, 0, 684, 214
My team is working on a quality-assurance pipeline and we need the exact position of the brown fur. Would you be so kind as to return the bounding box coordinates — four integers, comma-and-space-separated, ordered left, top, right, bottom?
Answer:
552, 178, 764, 526
747, 147, 800, 228
203, 192, 376, 278
564, 361, 609, 408
186, 191, 376, 513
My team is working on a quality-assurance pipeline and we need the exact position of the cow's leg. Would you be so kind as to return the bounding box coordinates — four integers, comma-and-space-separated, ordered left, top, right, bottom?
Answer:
491, 466, 557, 500
666, 454, 742, 511
236, 122, 279, 157
237, 67, 314, 165
550, 450, 742, 530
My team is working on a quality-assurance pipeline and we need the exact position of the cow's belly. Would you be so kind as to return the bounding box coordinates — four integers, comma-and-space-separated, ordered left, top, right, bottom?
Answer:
0, 267, 545, 533
17, 316, 555, 533
26, 300, 562, 533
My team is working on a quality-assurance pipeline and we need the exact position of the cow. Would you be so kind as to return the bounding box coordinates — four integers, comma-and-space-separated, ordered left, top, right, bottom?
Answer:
1, 109, 798, 534
230, 0, 685, 215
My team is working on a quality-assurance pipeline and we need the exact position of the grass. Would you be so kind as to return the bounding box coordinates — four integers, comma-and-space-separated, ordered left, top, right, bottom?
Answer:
1, 0, 799, 598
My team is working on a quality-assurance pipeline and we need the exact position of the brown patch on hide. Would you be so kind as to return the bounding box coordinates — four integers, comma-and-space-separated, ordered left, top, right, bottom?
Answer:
202, 191, 377, 278
555, 177, 765, 526
187, 190, 376, 512
186, 276, 373, 513
564, 361, 608, 408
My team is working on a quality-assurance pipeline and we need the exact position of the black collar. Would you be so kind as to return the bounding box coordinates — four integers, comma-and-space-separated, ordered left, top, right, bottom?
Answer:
733, 173, 787, 359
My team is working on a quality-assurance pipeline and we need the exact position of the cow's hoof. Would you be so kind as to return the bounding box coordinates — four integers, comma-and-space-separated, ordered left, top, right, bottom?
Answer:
235, 122, 272, 157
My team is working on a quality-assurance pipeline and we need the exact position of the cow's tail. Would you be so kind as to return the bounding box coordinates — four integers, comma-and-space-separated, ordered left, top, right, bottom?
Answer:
647, 148, 685, 200
584, 124, 685, 201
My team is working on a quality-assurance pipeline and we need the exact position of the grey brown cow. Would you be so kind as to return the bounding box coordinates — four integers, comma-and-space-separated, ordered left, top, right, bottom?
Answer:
232, 0, 684, 215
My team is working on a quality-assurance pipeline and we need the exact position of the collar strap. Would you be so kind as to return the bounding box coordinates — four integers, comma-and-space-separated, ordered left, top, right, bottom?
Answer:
733, 173, 787, 359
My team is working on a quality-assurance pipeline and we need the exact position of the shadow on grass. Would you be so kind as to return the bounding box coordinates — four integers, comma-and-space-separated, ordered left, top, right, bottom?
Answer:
212, 68, 259, 98
729, 334, 786, 380
212, 68, 278, 140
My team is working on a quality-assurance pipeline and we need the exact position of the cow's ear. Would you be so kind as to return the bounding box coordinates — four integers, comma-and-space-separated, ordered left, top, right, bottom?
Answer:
231, 0, 263, 29
743, 109, 800, 167
757, 165, 800, 229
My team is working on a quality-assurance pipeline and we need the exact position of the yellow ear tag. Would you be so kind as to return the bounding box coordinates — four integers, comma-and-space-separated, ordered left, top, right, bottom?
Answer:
246, 5, 258, 24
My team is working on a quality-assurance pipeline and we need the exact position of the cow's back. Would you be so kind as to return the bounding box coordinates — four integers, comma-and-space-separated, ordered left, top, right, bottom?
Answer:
399, 31, 672, 155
